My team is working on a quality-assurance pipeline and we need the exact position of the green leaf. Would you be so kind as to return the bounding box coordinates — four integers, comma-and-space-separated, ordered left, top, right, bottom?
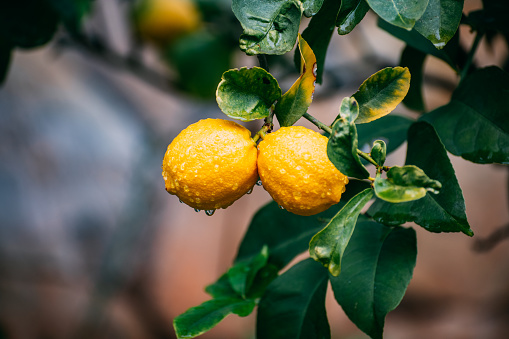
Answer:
356, 115, 414, 155
309, 188, 374, 276
173, 298, 256, 339
374, 165, 442, 203
337, 0, 371, 35
275, 35, 317, 126
216, 67, 281, 121
299, 0, 341, 83
368, 121, 473, 236
227, 245, 269, 298
371, 140, 386, 166
331, 221, 417, 339
235, 180, 372, 269
0, 1, 60, 49
328, 118, 370, 179
353, 67, 411, 124
205, 273, 239, 299
167, 31, 234, 98
421, 66, 509, 164
339, 96, 359, 123
378, 18, 459, 70
366, 0, 429, 30
400, 45, 426, 111
232, 0, 302, 55
414, 0, 464, 49
302, 0, 325, 17
0, 39, 12, 85
257, 259, 330, 339
48, 0, 94, 34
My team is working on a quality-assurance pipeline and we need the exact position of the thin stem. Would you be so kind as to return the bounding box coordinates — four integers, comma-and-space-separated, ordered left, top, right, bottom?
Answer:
357, 149, 378, 167
257, 55, 269, 72
460, 31, 483, 81
303, 112, 332, 134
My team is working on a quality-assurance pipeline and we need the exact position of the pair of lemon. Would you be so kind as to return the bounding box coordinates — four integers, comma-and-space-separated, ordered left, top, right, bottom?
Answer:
162, 119, 349, 216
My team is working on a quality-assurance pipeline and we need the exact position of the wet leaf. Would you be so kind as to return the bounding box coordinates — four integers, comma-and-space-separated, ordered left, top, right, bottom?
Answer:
257, 259, 330, 339
414, 0, 464, 49
353, 67, 411, 124
275, 35, 317, 127
366, 0, 429, 30
331, 221, 417, 339
309, 188, 373, 276
368, 122, 473, 236
337, 0, 370, 35
216, 67, 281, 121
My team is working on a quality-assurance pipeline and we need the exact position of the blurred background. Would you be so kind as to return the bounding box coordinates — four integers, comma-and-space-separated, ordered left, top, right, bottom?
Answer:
1, 0, 509, 338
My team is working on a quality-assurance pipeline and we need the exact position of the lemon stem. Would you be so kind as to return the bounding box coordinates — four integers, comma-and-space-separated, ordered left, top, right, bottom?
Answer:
357, 149, 378, 167
303, 113, 332, 134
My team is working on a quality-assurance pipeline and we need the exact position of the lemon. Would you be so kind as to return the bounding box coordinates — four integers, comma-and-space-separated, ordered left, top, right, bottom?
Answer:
162, 119, 258, 211
257, 126, 349, 216
133, 0, 201, 45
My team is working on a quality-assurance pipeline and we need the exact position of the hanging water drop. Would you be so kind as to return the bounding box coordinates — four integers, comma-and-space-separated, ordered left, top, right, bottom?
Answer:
205, 210, 215, 216
179, 199, 184, 203
194, 208, 201, 213
246, 188, 253, 194
256, 179, 263, 186
278, 205, 285, 210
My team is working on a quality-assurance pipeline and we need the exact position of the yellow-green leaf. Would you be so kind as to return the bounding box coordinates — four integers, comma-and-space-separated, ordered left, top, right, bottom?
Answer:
353, 67, 411, 124
275, 34, 317, 127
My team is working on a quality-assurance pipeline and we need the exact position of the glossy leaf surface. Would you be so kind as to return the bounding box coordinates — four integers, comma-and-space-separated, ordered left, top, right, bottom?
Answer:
309, 188, 374, 276
368, 122, 473, 236
421, 67, 509, 164
366, 0, 429, 30
328, 118, 370, 179
227, 245, 269, 298
337, 0, 370, 35
414, 0, 464, 48
174, 298, 255, 338
356, 115, 414, 155
216, 67, 281, 121
331, 222, 417, 339
257, 259, 330, 339
232, 0, 302, 55
374, 165, 441, 203
235, 180, 371, 269
353, 67, 411, 124
275, 35, 317, 126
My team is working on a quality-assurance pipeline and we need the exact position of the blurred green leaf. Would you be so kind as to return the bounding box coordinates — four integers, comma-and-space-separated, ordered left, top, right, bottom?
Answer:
235, 180, 371, 269
216, 66, 281, 120
331, 221, 417, 339
337, 0, 370, 35
400, 45, 426, 112
328, 118, 370, 179
374, 165, 441, 203
232, 0, 302, 55
0, 1, 60, 48
366, 0, 428, 30
309, 188, 373, 276
227, 245, 269, 298
168, 31, 235, 99
173, 298, 255, 338
421, 67, 509, 164
0, 39, 12, 85
368, 122, 473, 236
275, 35, 317, 126
353, 67, 411, 124
299, 0, 341, 83
257, 259, 330, 339
378, 18, 459, 69
414, 0, 463, 49
48, 0, 94, 34
356, 115, 414, 155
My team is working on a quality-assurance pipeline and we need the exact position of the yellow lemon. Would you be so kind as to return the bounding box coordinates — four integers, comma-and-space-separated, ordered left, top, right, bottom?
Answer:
257, 126, 348, 216
133, 0, 201, 45
162, 119, 258, 211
